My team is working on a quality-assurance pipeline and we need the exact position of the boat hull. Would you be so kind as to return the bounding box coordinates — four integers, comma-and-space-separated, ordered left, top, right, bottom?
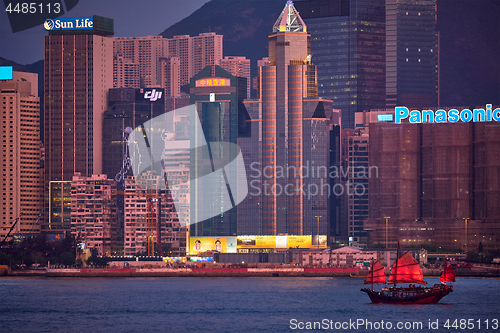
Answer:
361, 285, 452, 304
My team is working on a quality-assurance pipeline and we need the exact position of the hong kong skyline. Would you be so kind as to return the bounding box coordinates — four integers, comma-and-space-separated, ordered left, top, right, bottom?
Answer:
1, 2, 499, 332
1, 0, 498, 110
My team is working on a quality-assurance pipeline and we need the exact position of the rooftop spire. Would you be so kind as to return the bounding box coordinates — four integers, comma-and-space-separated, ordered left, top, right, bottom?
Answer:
273, 1, 307, 33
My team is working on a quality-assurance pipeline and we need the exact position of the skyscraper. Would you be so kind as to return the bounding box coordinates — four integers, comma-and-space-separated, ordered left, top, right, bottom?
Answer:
385, 0, 438, 108
340, 126, 369, 247
44, 16, 114, 234
189, 65, 248, 237
295, 0, 386, 129
242, 1, 331, 236
1, 71, 42, 241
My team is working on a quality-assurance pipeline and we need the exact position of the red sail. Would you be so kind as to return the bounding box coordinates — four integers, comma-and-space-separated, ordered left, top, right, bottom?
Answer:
440, 266, 456, 282
364, 260, 386, 285
388, 251, 427, 285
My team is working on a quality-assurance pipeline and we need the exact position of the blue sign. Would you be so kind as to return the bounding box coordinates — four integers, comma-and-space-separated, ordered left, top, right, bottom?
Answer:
0, 66, 13, 80
395, 105, 500, 124
377, 114, 393, 122
44, 17, 93, 31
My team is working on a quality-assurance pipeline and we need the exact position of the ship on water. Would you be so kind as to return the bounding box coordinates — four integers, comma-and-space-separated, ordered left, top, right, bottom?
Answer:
361, 244, 455, 304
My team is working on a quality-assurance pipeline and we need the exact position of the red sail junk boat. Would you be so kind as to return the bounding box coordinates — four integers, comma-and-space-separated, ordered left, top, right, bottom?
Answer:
361, 245, 454, 304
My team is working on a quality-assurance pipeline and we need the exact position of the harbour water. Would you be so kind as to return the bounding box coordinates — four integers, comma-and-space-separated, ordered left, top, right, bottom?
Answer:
0, 277, 498, 332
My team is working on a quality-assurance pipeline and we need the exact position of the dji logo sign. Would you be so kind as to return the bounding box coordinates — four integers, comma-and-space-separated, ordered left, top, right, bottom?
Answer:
144, 89, 162, 102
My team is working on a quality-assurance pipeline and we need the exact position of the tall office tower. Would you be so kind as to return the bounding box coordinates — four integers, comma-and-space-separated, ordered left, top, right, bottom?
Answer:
70, 173, 118, 256
159, 57, 180, 97
165, 33, 223, 86
295, 0, 386, 129
1, 71, 42, 241
340, 126, 369, 247
242, 1, 332, 236
189, 66, 248, 237
113, 36, 166, 88
365, 110, 500, 250
329, 121, 343, 244
44, 16, 114, 234
385, 0, 438, 108
123, 173, 186, 256
103, 87, 166, 239
219, 56, 251, 99
103, 87, 167, 189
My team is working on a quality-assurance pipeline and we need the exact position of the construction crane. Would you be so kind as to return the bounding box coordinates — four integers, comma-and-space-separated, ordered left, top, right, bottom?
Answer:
0, 213, 22, 248
113, 190, 167, 257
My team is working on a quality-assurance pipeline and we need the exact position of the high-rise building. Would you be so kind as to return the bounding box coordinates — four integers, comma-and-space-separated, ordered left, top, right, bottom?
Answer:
113, 56, 140, 89
219, 56, 251, 99
385, 0, 438, 108
113, 33, 223, 92
329, 120, 343, 244
113, 36, 166, 88
295, 0, 386, 129
1, 71, 42, 241
159, 57, 180, 97
192, 33, 224, 83
44, 16, 114, 234
102, 87, 167, 240
165, 33, 223, 86
364, 109, 500, 250
123, 173, 186, 256
189, 65, 248, 237
71, 173, 119, 256
103, 87, 167, 188
242, 1, 332, 236
340, 127, 369, 247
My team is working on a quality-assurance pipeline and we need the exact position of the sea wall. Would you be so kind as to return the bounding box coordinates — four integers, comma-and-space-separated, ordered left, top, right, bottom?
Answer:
43, 267, 361, 277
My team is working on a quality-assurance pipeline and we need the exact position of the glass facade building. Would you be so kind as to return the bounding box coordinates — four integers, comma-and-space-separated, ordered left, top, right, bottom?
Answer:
44, 16, 114, 234
385, 0, 438, 109
241, 2, 331, 237
295, 0, 386, 129
189, 66, 248, 237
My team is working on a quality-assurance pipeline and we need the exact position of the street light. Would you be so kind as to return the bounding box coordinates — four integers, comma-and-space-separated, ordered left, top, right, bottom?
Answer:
315, 216, 321, 249
383, 217, 391, 249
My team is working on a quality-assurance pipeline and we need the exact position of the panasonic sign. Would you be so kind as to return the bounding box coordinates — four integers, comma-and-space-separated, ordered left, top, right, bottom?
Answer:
44, 17, 93, 31
395, 105, 500, 124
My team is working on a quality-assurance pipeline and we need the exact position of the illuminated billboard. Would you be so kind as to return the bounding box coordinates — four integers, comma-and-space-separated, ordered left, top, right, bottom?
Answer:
190, 235, 327, 253
195, 77, 231, 88
44, 17, 94, 31
137, 88, 164, 103
189, 237, 237, 255
237, 235, 276, 249
287, 236, 313, 249
236, 235, 327, 249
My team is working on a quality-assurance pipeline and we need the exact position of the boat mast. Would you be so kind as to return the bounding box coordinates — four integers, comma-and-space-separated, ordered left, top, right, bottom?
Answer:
371, 257, 374, 290
443, 257, 447, 283
394, 242, 400, 288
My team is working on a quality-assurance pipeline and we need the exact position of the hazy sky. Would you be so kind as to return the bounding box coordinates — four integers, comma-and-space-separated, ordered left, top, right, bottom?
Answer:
0, 0, 209, 65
